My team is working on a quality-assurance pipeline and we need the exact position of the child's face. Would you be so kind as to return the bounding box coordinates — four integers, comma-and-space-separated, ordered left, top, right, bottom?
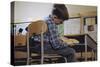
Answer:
52, 15, 63, 25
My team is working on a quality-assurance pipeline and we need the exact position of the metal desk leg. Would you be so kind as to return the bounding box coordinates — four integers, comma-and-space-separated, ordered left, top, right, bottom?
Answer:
41, 32, 44, 64
85, 35, 87, 61
27, 33, 30, 65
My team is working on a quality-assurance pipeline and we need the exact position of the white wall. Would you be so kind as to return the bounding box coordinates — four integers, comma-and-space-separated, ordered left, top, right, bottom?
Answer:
14, 2, 97, 23
14, 1, 53, 22
64, 18, 80, 35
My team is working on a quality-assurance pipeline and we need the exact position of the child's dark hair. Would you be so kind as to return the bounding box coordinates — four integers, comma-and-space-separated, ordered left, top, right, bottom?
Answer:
52, 4, 69, 20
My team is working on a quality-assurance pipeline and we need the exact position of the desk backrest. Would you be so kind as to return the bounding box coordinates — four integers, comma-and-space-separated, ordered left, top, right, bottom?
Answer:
28, 20, 47, 37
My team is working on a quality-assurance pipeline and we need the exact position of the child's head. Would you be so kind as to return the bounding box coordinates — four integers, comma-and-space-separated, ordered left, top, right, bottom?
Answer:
52, 4, 69, 25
